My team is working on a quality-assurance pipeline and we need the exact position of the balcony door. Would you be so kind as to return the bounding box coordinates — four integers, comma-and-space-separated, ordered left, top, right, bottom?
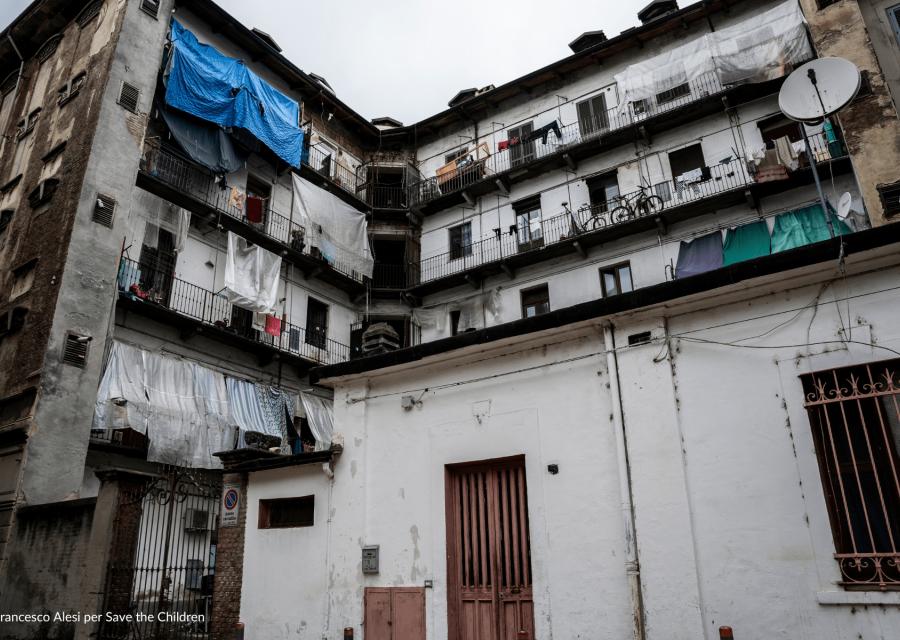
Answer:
446, 456, 534, 640
507, 123, 534, 168
138, 226, 176, 304
305, 297, 329, 350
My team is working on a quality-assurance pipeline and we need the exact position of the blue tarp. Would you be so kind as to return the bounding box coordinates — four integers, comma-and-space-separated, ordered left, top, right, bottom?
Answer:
675, 231, 724, 279
165, 20, 303, 167
160, 106, 246, 174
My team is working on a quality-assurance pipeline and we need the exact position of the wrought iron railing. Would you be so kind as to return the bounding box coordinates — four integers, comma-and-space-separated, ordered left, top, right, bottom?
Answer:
413, 130, 840, 285
372, 263, 410, 290
118, 257, 351, 365
304, 141, 362, 194
408, 71, 728, 206
140, 143, 364, 283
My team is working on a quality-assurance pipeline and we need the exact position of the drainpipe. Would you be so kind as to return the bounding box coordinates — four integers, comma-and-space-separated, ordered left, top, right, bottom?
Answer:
7, 32, 24, 96
603, 322, 646, 640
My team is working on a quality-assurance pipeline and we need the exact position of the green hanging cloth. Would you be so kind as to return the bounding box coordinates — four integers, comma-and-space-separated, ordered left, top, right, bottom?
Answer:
723, 220, 771, 266
771, 204, 851, 253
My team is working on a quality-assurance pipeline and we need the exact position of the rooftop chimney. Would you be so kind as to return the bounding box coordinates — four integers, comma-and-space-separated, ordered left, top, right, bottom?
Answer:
637, 0, 679, 25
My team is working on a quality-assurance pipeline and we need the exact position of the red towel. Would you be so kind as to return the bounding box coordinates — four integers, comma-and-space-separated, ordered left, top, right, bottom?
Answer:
498, 140, 510, 151
264, 314, 281, 336
246, 196, 264, 223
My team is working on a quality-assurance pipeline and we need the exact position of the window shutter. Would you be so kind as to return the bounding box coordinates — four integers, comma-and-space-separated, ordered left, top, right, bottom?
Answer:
577, 99, 594, 135
62, 333, 90, 367
591, 94, 608, 130
878, 181, 900, 217
93, 194, 116, 227
141, 0, 161, 17
118, 82, 140, 113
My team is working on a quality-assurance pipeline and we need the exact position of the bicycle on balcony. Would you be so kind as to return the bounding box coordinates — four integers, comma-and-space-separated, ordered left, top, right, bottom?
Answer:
607, 184, 665, 223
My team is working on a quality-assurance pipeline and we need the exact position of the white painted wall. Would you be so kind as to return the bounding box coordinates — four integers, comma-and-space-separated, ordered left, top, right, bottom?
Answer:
240, 255, 900, 640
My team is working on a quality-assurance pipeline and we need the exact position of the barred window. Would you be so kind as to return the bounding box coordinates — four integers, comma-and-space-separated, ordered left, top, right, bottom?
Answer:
802, 360, 900, 590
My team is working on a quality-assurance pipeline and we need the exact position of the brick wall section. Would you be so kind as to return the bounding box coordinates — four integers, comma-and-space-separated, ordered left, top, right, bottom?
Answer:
211, 472, 249, 640
0, 498, 95, 640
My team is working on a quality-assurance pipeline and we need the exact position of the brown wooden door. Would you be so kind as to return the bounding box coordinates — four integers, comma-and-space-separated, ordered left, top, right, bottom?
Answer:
364, 587, 425, 640
446, 456, 534, 640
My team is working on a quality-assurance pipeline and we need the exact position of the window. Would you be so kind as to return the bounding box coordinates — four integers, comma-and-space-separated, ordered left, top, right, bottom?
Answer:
449, 222, 472, 260
58, 72, 87, 105
141, 0, 161, 18
577, 93, 608, 137
520, 284, 550, 318
17, 108, 41, 139
10, 259, 37, 299
258, 496, 315, 529
878, 181, 900, 217
0, 387, 36, 427
514, 196, 543, 252
587, 171, 620, 213
0, 307, 28, 339
600, 263, 633, 297
801, 360, 900, 590
890, 5, 900, 47
117, 81, 140, 113
444, 147, 469, 165
668, 143, 706, 181
27, 178, 59, 208
656, 82, 691, 105
305, 297, 329, 349
507, 122, 535, 167
35, 34, 62, 63
0, 210, 12, 236
76, 1, 102, 27
759, 114, 803, 148
450, 309, 461, 336
632, 99, 650, 117
816, 0, 841, 8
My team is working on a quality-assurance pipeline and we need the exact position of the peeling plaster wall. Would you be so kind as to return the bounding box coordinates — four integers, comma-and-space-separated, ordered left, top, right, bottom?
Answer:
23, 0, 172, 505
801, 0, 900, 224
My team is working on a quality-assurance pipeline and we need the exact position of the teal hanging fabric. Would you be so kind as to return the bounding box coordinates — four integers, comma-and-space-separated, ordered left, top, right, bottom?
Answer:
723, 220, 771, 266
771, 204, 851, 253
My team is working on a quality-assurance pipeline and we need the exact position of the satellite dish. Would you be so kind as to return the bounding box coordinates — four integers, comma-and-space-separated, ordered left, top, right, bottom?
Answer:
779, 57, 861, 123
837, 192, 853, 220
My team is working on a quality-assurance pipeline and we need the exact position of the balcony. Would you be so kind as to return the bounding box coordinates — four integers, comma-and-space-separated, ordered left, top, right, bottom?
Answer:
407, 71, 796, 214
137, 143, 367, 297
116, 257, 351, 368
372, 263, 411, 290
407, 131, 851, 297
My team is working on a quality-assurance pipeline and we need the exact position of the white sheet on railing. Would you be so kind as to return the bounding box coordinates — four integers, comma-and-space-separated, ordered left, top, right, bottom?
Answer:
291, 173, 374, 278
614, 0, 810, 113
227, 378, 293, 454
93, 341, 301, 467
300, 392, 334, 451
223, 231, 282, 313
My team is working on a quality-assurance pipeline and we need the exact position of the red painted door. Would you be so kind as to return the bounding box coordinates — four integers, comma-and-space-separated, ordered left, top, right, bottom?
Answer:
446, 457, 534, 640
364, 587, 426, 640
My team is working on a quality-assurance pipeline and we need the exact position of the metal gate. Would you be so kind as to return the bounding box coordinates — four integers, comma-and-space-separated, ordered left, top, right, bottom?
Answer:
445, 456, 534, 640
99, 466, 222, 640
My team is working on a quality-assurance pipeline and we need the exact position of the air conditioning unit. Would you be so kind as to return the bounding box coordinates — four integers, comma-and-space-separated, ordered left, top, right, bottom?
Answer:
184, 508, 209, 532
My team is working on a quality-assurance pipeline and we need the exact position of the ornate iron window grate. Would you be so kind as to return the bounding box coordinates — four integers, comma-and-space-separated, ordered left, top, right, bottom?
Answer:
802, 360, 900, 590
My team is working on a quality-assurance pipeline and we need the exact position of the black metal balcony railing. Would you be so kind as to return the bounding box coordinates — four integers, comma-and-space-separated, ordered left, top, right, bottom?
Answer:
118, 257, 351, 365
413, 130, 839, 285
372, 263, 410, 290
304, 142, 362, 195
140, 143, 364, 283
407, 71, 730, 207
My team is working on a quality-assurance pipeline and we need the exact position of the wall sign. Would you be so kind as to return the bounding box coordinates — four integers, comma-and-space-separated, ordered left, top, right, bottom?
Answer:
221, 482, 241, 527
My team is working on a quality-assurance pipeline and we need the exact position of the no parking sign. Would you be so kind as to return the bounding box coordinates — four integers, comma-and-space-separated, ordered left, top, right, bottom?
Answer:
221, 482, 240, 527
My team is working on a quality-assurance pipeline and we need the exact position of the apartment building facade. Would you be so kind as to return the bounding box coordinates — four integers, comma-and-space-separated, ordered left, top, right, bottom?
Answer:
0, 0, 899, 639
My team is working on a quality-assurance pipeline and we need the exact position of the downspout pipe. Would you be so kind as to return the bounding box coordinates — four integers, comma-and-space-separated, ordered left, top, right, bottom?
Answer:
603, 322, 646, 640
7, 32, 24, 96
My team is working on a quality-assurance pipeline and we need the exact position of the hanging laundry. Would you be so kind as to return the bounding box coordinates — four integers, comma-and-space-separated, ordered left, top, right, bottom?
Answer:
228, 186, 245, 211
526, 121, 562, 145
223, 232, 282, 313
265, 314, 281, 336
246, 195, 264, 223
497, 137, 520, 152
773, 136, 799, 171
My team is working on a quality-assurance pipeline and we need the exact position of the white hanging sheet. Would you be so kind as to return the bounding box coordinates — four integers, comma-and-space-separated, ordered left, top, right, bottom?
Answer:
614, 0, 811, 114
300, 392, 334, 451
223, 231, 282, 313
92, 341, 235, 468
291, 173, 374, 277
226, 378, 292, 454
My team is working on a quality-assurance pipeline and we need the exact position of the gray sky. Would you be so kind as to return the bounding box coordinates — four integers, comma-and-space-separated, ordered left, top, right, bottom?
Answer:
1, 0, 649, 123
